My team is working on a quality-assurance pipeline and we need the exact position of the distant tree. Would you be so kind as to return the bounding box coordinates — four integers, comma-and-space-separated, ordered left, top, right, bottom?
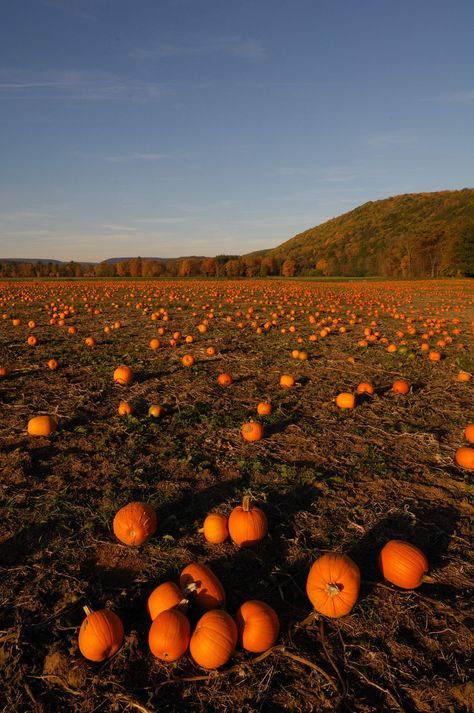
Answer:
129, 257, 142, 277
281, 258, 297, 277
165, 260, 178, 277
259, 256, 275, 276
115, 260, 130, 277
224, 258, 243, 277
200, 257, 217, 276
315, 258, 330, 276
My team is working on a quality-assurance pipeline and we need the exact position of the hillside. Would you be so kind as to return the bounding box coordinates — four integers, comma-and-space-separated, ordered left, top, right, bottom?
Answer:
267, 188, 474, 277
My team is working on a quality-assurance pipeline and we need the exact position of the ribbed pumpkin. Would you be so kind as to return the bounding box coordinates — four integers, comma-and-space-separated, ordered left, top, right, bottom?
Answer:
118, 401, 133, 416
189, 610, 237, 669
113, 365, 134, 385
182, 354, 195, 367
379, 540, 429, 589
465, 424, 474, 443
27, 415, 57, 437
147, 581, 187, 621
180, 563, 226, 611
235, 600, 279, 652
148, 608, 190, 661
78, 607, 124, 662
241, 422, 264, 442
356, 382, 374, 395
257, 401, 272, 415
392, 378, 410, 394
202, 513, 228, 544
335, 392, 356, 409
228, 496, 268, 547
279, 374, 295, 388
306, 553, 360, 618
454, 446, 474, 470
113, 502, 157, 546
217, 373, 233, 387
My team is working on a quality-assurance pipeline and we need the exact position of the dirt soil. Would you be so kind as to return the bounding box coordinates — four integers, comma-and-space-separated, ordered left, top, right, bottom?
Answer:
0, 278, 473, 713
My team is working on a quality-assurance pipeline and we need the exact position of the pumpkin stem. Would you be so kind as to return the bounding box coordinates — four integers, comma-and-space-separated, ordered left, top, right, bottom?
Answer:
181, 582, 198, 596
83, 606, 93, 616
421, 574, 435, 584
242, 495, 251, 512
325, 583, 341, 598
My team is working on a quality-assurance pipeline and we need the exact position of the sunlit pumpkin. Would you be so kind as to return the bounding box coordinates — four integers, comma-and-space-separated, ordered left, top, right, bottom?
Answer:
356, 382, 374, 395
113, 365, 134, 385
454, 446, 474, 470
202, 513, 229, 544
27, 415, 58, 437
464, 424, 474, 443
47, 358, 58, 370
257, 401, 272, 416
279, 374, 295, 388
118, 401, 133, 416
392, 378, 410, 394
241, 421, 264, 442
147, 581, 186, 620
78, 606, 124, 662
306, 553, 360, 618
189, 610, 237, 669
148, 404, 162, 418
217, 373, 233, 387
148, 608, 190, 661
113, 501, 157, 546
182, 354, 195, 367
179, 562, 226, 611
235, 600, 279, 652
335, 392, 355, 409
379, 540, 429, 588
228, 496, 268, 547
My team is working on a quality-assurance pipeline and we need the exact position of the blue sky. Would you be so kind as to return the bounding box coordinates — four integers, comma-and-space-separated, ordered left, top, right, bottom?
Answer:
1, 0, 473, 261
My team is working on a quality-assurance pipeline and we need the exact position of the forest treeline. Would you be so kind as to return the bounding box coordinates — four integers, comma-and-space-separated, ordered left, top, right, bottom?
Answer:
1, 189, 473, 278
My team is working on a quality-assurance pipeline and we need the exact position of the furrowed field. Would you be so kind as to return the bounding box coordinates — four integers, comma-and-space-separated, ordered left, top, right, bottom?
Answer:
1, 278, 473, 713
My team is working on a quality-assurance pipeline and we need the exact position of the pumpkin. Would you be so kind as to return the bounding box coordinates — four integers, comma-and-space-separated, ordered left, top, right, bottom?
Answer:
27, 335, 38, 346
257, 401, 272, 416
392, 378, 410, 394
147, 581, 187, 620
78, 606, 124, 662
379, 540, 429, 588
306, 553, 360, 618
0, 366, 10, 378
149, 338, 161, 350
206, 346, 216, 356
189, 609, 237, 669
148, 404, 162, 418
27, 415, 57, 437
179, 562, 226, 611
85, 336, 96, 347
241, 422, 264, 442
113, 365, 134, 385
335, 392, 355, 409
118, 401, 133, 416
356, 382, 374, 395
464, 424, 474, 443
148, 608, 190, 661
279, 374, 295, 388
235, 600, 279, 652
428, 351, 441, 362
217, 373, 233, 387
113, 501, 157, 546
182, 354, 195, 367
228, 496, 268, 547
202, 513, 228, 544
47, 358, 58, 370
457, 371, 472, 382
454, 446, 474, 470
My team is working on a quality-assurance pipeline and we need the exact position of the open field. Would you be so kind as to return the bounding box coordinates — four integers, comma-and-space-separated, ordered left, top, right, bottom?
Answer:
1, 278, 473, 713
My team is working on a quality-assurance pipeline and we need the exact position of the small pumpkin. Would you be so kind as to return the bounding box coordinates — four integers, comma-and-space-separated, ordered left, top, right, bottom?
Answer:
47, 358, 58, 370
78, 606, 124, 662
118, 401, 133, 416
279, 374, 295, 388
179, 562, 226, 611
147, 581, 187, 620
217, 373, 233, 387
113, 365, 134, 385
149, 338, 161, 350
379, 540, 429, 589
113, 501, 157, 546
189, 609, 237, 669
27, 415, 57, 437
235, 600, 279, 653
84, 336, 96, 347
228, 496, 268, 547
241, 422, 264, 442
464, 424, 474, 443
457, 371, 472, 382
148, 404, 162, 418
148, 608, 190, 661
356, 382, 374, 395
0, 366, 10, 378
202, 513, 228, 544
335, 392, 355, 409
392, 378, 410, 394
454, 446, 474, 470
182, 354, 195, 367
257, 401, 272, 416
306, 553, 360, 618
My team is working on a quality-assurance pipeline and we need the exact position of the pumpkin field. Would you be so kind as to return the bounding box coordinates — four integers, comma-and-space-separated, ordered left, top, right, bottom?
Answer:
0, 277, 473, 713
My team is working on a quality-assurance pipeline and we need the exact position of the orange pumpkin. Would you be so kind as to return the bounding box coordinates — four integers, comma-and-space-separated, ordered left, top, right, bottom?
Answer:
241, 422, 264, 442
149, 338, 161, 350
113, 365, 134, 385
47, 358, 58, 370
228, 496, 268, 547
27, 415, 57, 437
217, 373, 233, 387
464, 424, 474, 443
356, 382, 374, 395
454, 447, 474, 470
202, 513, 229, 544
257, 401, 272, 415
148, 608, 190, 661
457, 371, 472, 382
179, 563, 226, 611
78, 607, 124, 662
113, 502, 157, 546
85, 336, 96, 347
392, 378, 410, 394
189, 610, 237, 669
118, 401, 133, 416
379, 540, 429, 588
335, 392, 356, 409
279, 374, 295, 388
428, 350, 441, 362
147, 581, 186, 621
27, 335, 38, 346
306, 553, 360, 618
182, 354, 195, 367
235, 600, 279, 653
206, 346, 216, 355
148, 404, 162, 418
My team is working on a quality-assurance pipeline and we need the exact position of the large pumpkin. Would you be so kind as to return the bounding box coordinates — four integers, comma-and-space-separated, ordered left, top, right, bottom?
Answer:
78, 607, 124, 662
179, 563, 226, 611
113, 502, 157, 546
454, 446, 474, 470
241, 422, 264, 442
189, 610, 237, 669
306, 553, 360, 618
27, 415, 58, 437
202, 513, 228, 544
228, 496, 268, 547
235, 600, 279, 653
113, 365, 134, 385
379, 540, 429, 589
148, 608, 190, 661
147, 581, 187, 621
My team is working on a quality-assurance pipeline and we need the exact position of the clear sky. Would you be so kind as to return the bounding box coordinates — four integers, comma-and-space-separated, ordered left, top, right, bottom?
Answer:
1, 0, 473, 262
